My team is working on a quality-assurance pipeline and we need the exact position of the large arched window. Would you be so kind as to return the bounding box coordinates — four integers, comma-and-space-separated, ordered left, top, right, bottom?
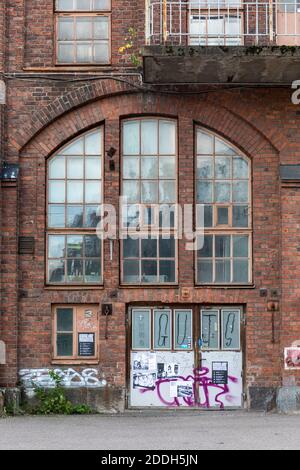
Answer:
196, 128, 252, 285
120, 118, 178, 285
47, 128, 103, 285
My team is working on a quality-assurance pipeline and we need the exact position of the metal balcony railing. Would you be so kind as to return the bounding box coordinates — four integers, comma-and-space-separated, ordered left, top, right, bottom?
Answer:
145, 0, 300, 45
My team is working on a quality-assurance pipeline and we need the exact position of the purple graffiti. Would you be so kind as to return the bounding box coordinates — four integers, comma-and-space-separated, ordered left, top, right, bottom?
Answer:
139, 367, 238, 409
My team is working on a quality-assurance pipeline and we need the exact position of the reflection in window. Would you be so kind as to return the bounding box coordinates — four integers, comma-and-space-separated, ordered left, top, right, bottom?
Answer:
121, 118, 178, 285
47, 129, 103, 285
56, 0, 110, 64
196, 128, 251, 285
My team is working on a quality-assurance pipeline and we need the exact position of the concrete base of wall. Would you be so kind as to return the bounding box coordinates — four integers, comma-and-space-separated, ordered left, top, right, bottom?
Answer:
248, 387, 277, 412
22, 386, 125, 414
277, 386, 300, 415
0, 387, 22, 415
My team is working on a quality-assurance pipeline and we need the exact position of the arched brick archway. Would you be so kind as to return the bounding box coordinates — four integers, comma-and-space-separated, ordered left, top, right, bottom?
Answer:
20, 91, 280, 159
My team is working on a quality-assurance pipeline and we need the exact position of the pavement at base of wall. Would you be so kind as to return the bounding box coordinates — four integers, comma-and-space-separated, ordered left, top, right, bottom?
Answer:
0, 410, 300, 450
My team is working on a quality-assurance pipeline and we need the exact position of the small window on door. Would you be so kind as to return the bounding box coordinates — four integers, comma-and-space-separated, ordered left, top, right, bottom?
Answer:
53, 305, 99, 360
131, 308, 193, 351
201, 308, 241, 350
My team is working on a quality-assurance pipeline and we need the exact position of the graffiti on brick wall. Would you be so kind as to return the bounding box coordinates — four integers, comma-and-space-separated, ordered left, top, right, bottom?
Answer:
19, 368, 107, 390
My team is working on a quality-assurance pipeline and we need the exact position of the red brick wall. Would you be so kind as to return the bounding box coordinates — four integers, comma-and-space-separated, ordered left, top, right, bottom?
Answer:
12, 90, 284, 390
1, 0, 300, 398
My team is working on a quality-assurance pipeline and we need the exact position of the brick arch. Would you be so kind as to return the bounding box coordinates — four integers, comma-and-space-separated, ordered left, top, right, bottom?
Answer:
20, 92, 281, 159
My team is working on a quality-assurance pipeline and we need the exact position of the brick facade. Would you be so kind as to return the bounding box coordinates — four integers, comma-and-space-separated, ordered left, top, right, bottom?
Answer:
0, 0, 300, 410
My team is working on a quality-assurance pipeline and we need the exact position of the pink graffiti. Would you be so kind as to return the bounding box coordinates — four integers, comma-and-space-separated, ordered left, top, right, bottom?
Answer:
140, 367, 237, 409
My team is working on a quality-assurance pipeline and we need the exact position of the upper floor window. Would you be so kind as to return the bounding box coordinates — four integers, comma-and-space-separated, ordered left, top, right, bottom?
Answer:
121, 118, 178, 285
195, 128, 252, 285
55, 0, 111, 65
47, 128, 103, 285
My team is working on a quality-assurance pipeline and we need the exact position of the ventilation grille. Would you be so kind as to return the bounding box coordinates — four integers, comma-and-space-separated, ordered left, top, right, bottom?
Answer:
18, 236, 35, 255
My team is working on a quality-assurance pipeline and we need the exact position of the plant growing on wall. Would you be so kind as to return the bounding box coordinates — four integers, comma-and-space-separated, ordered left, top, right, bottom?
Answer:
119, 27, 142, 67
32, 370, 92, 415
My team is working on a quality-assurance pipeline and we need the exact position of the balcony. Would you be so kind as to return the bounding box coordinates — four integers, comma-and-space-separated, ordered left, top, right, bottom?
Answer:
143, 0, 300, 84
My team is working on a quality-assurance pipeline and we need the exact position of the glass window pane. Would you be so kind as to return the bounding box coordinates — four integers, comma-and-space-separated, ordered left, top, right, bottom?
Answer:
141, 238, 157, 258
141, 156, 158, 179
233, 205, 248, 227
141, 181, 158, 203
197, 131, 213, 154
123, 181, 139, 203
233, 156, 249, 179
215, 181, 231, 203
159, 181, 176, 203
94, 17, 109, 38
57, 334, 73, 356
76, 0, 91, 9
57, 0, 74, 10
233, 235, 249, 258
58, 18, 74, 40
123, 121, 139, 155
94, 0, 111, 9
85, 157, 101, 179
48, 260, 65, 283
215, 235, 230, 257
154, 310, 171, 349
122, 204, 140, 228
76, 17, 92, 39
141, 121, 158, 155
67, 259, 84, 282
197, 156, 213, 179
49, 181, 65, 203
85, 181, 101, 203
67, 205, 83, 227
48, 235, 65, 258
85, 259, 101, 282
198, 235, 213, 258
233, 259, 249, 283
85, 131, 102, 155
67, 235, 83, 257
57, 308, 73, 332
159, 204, 175, 228
222, 310, 240, 349
84, 235, 101, 257
215, 259, 231, 283
233, 181, 248, 203
197, 259, 213, 283
67, 181, 83, 203
159, 121, 176, 155
132, 309, 150, 349
215, 156, 231, 179
123, 156, 140, 179
141, 260, 157, 282
62, 137, 84, 155
217, 206, 229, 225
159, 156, 175, 178
58, 43, 74, 63
85, 205, 101, 227
67, 157, 83, 179
201, 310, 219, 349
77, 43, 93, 62
159, 236, 175, 258
123, 238, 139, 258
123, 260, 139, 283
197, 181, 212, 203
48, 205, 65, 228
197, 204, 213, 228
215, 137, 236, 155
49, 156, 65, 179
94, 42, 109, 63
143, 206, 155, 226
174, 310, 192, 349
159, 260, 175, 283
